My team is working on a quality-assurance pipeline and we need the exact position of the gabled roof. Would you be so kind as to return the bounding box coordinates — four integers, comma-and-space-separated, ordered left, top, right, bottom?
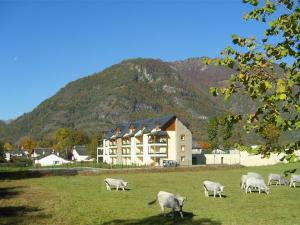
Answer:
7, 149, 27, 156
73, 145, 88, 156
35, 152, 54, 160
35, 153, 67, 161
148, 130, 169, 136
103, 115, 176, 140
33, 148, 54, 155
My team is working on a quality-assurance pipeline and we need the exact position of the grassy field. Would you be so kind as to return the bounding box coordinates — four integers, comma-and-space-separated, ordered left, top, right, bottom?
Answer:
0, 163, 300, 225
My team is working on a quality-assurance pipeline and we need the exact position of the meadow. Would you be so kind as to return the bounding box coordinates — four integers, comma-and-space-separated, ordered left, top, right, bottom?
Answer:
0, 163, 299, 225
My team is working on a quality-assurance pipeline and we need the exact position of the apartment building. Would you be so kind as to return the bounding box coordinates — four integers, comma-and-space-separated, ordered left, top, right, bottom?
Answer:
96, 115, 192, 166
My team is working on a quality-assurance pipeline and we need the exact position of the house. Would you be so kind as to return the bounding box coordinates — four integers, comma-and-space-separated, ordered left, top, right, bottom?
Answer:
4, 149, 28, 161
31, 148, 54, 158
97, 115, 192, 166
72, 145, 92, 161
34, 153, 70, 166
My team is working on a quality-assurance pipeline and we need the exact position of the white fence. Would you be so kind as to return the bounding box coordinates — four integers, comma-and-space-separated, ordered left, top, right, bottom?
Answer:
204, 150, 300, 167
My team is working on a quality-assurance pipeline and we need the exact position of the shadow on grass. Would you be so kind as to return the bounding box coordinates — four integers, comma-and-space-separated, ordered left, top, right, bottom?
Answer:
0, 206, 41, 217
0, 186, 24, 199
0, 206, 50, 225
100, 212, 221, 225
0, 169, 79, 180
206, 194, 227, 198
106, 188, 132, 191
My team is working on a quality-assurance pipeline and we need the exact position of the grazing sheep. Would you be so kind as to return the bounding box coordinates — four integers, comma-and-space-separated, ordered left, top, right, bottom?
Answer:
203, 181, 225, 198
148, 191, 186, 218
247, 172, 264, 180
104, 178, 128, 191
268, 174, 288, 186
245, 177, 269, 194
290, 174, 300, 188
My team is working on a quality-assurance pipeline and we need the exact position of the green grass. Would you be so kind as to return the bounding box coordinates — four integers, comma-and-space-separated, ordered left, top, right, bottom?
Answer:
1, 163, 300, 225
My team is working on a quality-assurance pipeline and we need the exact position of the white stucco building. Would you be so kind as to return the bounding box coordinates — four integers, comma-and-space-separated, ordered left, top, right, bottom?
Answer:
72, 145, 93, 162
97, 115, 192, 166
34, 153, 70, 166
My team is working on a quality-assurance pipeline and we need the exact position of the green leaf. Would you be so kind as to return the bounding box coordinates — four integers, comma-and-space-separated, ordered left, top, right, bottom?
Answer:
264, 81, 272, 89
275, 115, 284, 126
295, 121, 300, 129
278, 93, 287, 100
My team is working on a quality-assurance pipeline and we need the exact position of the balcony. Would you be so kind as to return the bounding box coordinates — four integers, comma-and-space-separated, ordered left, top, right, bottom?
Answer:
148, 147, 167, 156
109, 150, 117, 155
136, 150, 143, 155
121, 142, 131, 147
148, 134, 168, 146
121, 148, 131, 156
149, 140, 167, 144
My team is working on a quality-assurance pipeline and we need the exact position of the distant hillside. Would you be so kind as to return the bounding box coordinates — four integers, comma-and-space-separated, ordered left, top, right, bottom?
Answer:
1, 57, 296, 144
0, 58, 229, 142
170, 58, 258, 114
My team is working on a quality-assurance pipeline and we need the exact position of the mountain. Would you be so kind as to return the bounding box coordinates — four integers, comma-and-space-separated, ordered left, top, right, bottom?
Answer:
0, 58, 232, 142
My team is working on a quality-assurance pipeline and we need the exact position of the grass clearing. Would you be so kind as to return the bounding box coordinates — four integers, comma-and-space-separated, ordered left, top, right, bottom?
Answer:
0, 163, 300, 225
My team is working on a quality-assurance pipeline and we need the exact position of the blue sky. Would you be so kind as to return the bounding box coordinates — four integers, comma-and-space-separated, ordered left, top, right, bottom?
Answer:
0, 0, 265, 120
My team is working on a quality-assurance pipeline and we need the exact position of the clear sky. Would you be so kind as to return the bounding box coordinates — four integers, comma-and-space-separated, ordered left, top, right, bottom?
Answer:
0, 0, 266, 120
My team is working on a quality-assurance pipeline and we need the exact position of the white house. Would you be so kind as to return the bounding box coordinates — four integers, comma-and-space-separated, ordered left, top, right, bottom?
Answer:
4, 149, 28, 162
72, 145, 92, 161
34, 153, 70, 166
97, 115, 192, 166
31, 148, 54, 158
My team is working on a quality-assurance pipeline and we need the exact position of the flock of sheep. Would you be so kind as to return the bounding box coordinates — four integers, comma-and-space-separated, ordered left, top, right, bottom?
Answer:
103, 172, 300, 218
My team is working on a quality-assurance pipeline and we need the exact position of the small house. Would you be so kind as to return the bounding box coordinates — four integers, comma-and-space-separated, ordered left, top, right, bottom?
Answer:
34, 153, 70, 166
72, 145, 92, 161
31, 148, 54, 158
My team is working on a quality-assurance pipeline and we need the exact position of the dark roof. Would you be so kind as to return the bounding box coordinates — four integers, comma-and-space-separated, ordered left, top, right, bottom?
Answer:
7, 149, 27, 156
148, 130, 169, 136
104, 115, 176, 139
35, 152, 53, 160
73, 145, 88, 156
33, 148, 54, 155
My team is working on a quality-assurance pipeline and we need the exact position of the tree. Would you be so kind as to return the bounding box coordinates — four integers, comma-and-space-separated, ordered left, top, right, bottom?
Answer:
206, 0, 299, 161
53, 128, 71, 151
88, 133, 102, 158
0, 141, 5, 162
20, 136, 37, 151
207, 116, 219, 149
37, 139, 52, 148
3, 142, 13, 151
69, 129, 89, 146
53, 128, 89, 152
218, 114, 234, 150
197, 140, 211, 150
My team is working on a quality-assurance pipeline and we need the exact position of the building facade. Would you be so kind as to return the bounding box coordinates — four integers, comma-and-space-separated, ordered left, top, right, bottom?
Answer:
97, 115, 192, 166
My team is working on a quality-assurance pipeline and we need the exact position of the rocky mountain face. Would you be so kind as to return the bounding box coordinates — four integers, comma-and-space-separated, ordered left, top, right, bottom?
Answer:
1, 58, 233, 142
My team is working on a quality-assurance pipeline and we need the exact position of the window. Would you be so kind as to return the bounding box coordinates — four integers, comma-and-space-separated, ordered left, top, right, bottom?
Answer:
181, 145, 185, 152
181, 156, 185, 162
180, 135, 185, 141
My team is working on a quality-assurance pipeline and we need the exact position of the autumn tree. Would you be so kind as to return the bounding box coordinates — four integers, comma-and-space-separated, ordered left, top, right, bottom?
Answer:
3, 142, 13, 151
53, 128, 71, 151
37, 139, 52, 148
20, 136, 37, 151
53, 128, 89, 152
206, 0, 299, 160
198, 140, 211, 150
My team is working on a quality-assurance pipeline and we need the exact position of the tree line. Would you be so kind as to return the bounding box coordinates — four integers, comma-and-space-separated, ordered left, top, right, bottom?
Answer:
0, 128, 102, 158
